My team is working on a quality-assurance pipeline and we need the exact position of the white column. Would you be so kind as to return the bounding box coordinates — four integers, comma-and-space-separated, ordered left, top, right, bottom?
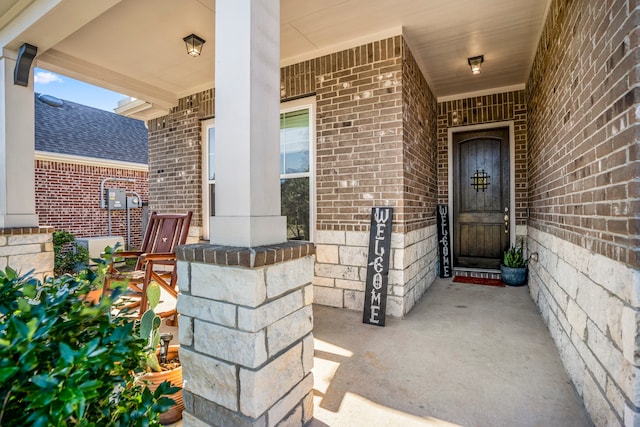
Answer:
0, 49, 38, 228
210, 0, 286, 247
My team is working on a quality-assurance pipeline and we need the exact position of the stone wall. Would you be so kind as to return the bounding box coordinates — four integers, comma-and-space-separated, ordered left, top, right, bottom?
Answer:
314, 226, 437, 317
176, 242, 315, 426
0, 227, 54, 280
528, 228, 639, 425
526, 0, 640, 424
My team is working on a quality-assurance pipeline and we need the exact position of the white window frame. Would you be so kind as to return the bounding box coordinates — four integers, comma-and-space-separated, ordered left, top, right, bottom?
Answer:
201, 96, 316, 241
280, 96, 316, 242
201, 118, 215, 240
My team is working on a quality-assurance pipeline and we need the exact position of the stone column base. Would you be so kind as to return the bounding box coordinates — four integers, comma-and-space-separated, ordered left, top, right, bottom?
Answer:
177, 241, 315, 427
0, 226, 54, 280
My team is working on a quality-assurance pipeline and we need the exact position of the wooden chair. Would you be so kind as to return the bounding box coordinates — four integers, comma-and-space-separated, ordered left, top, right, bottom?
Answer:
103, 211, 192, 323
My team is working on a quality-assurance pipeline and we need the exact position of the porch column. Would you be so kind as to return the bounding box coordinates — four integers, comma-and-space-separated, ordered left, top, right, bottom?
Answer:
178, 1, 315, 426
209, 0, 286, 247
0, 49, 52, 279
0, 49, 38, 228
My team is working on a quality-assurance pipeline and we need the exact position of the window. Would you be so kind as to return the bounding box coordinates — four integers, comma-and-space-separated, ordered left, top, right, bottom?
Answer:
202, 97, 315, 241
201, 119, 216, 239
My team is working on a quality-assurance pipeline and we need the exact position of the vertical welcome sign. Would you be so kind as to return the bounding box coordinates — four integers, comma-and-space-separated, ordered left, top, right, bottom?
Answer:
363, 207, 393, 326
437, 205, 452, 278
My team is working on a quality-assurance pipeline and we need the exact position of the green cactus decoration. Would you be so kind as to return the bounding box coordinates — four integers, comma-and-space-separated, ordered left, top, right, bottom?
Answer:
139, 281, 163, 372
503, 242, 528, 268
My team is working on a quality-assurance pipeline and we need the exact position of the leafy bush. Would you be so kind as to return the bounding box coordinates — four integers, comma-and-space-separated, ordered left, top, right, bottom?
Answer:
53, 231, 90, 276
0, 267, 177, 426
503, 242, 528, 268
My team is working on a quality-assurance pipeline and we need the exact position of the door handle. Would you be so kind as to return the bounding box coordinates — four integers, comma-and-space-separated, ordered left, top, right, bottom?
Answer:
504, 207, 509, 234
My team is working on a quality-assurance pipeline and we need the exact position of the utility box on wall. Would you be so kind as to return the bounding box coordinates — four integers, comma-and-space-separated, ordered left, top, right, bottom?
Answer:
127, 195, 142, 208
106, 188, 126, 210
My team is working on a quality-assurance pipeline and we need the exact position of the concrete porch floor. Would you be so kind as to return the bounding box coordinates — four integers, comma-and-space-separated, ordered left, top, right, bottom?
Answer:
309, 278, 593, 427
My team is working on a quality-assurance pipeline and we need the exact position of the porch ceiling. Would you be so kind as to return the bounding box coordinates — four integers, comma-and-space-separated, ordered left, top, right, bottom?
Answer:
2, 0, 550, 118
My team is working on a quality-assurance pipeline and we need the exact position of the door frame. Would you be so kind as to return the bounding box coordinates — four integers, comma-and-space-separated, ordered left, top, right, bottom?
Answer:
448, 121, 516, 268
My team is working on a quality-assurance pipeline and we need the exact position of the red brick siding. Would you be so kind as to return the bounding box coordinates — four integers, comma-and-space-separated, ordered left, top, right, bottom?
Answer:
35, 160, 148, 248
527, 0, 639, 267
437, 91, 528, 226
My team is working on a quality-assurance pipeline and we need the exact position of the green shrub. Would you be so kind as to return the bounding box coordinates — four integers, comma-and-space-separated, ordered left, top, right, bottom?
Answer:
0, 267, 177, 426
53, 231, 90, 277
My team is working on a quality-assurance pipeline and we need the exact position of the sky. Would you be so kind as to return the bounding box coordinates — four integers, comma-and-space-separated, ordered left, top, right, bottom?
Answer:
33, 68, 126, 112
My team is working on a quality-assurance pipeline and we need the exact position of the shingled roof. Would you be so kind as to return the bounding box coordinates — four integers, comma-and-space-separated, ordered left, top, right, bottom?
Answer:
35, 93, 148, 165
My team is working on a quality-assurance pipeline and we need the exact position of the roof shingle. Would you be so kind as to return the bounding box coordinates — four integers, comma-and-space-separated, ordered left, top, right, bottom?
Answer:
35, 93, 148, 165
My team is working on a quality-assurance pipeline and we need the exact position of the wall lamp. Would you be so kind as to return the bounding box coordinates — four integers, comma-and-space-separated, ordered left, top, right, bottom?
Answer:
467, 55, 484, 75
183, 33, 206, 57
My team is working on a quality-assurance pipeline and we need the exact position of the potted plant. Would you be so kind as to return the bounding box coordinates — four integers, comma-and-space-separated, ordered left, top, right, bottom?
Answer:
0, 267, 177, 426
501, 242, 528, 286
97, 244, 183, 424
137, 282, 183, 425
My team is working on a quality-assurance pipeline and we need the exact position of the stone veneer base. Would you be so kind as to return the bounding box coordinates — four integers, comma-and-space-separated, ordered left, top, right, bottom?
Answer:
528, 227, 640, 426
313, 225, 438, 317
176, 241, 315, 427
0, 226, 54, 280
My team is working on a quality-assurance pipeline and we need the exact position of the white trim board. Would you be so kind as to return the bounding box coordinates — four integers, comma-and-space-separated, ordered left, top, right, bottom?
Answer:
35, 151, 149, 172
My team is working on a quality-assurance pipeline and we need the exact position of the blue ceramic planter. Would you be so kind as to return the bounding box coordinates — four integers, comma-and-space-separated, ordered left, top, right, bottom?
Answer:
500, 265, 528, 286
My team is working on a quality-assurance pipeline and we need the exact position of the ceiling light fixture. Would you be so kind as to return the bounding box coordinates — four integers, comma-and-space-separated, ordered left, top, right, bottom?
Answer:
467, 55, 484, 75
183, 33, 206, 57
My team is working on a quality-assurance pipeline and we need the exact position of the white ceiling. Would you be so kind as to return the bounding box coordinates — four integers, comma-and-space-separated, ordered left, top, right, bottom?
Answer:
2, 0, 551, 118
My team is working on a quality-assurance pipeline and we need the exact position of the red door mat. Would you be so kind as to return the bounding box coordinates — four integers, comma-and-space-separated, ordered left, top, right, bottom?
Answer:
452, 276, 505, 287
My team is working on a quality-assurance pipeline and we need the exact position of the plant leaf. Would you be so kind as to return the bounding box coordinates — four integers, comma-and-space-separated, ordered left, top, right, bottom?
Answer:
17, 297, 31, 313
139, 310, 155, 340
59, 342, 75, 364
31, 374, 58, 389
146, 282, 161, 310
0, 366, 19, 382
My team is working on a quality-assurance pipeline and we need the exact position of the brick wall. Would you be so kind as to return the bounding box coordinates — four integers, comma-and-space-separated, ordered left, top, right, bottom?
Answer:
314, 37, 405, 232
147, 90, 214, 237
289, 36, 438, 315
437, 90, 528, 227
527, 0, 638, 268
35, 159, 148, 248
526, 0, 640, 425
284, 36, 437, 234
150, 36, 439, 315
150, 36, 437, 237
402, 42, 438, 232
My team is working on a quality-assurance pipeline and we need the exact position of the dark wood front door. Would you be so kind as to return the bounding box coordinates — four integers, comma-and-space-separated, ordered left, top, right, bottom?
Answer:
453, 127, 510, 269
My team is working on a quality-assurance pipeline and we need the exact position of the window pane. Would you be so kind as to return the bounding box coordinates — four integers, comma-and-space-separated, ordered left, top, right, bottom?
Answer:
281, 177, 309, 240
280, 109, 309, 174
208, 127, 215, 181
209, 183, 215, 216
